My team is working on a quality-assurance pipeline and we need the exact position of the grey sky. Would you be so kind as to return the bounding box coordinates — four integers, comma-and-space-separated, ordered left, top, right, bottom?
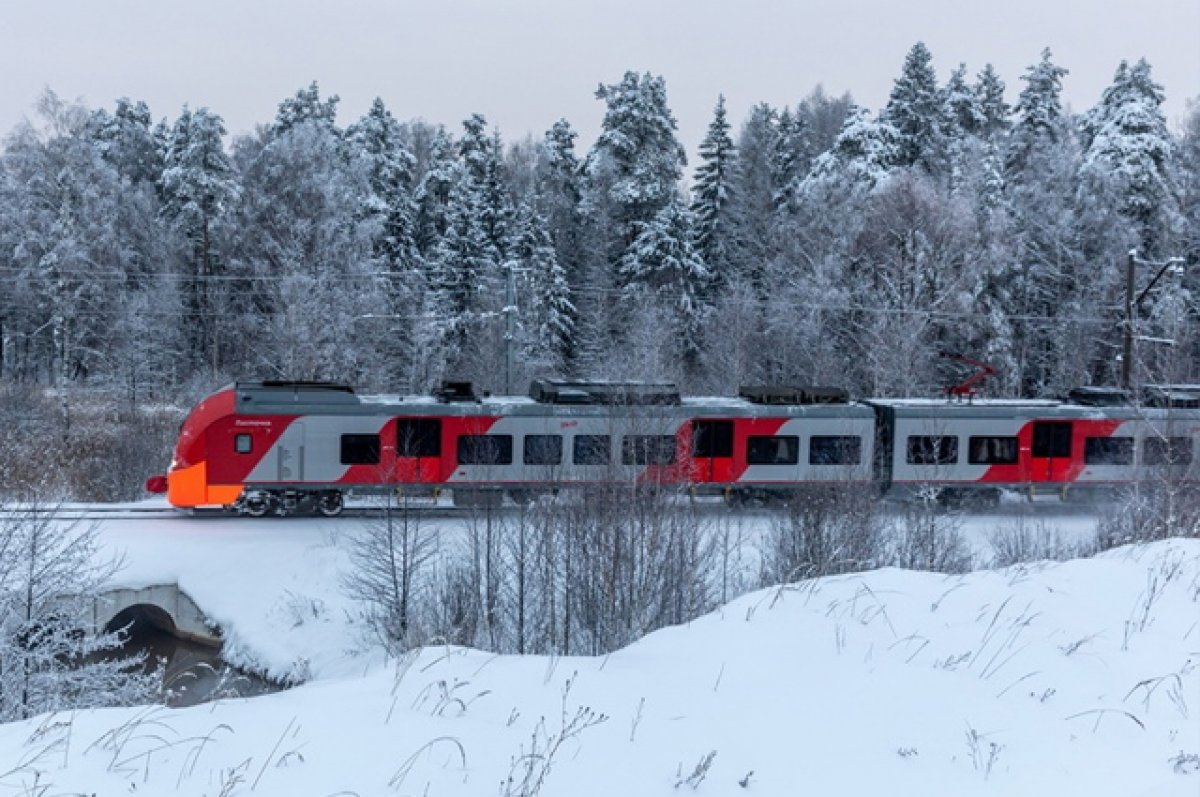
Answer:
2, 0, 1197, 155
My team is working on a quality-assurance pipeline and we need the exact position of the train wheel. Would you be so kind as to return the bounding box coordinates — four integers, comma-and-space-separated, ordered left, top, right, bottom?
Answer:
241, 491, 271, 518
316, 491, 344, 517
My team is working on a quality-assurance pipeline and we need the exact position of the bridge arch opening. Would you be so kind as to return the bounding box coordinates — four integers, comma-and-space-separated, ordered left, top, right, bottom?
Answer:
104, 603, 177, 642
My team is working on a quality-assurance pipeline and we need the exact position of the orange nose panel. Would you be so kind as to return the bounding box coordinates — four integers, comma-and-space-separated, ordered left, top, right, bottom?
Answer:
167, 462, 208, 508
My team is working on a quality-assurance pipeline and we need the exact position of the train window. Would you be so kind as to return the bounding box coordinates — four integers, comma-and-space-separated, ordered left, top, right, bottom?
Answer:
524, 435, 563, 466
906, 435, 959, 465
573, 435, 610, 465
693, 420, 734, 458
1032, 421, 1072, 458
235, 433, 253, 454
457, 435, 513, 465
968, 436, 1018, 464
1144, 437, 1194, 467
396, 419, 441, 457
809, 436, 861, 465
341, 434, 381, 465
1084, 437, 1133, 465
747, 435, 799, 465
622, 435, 677, 465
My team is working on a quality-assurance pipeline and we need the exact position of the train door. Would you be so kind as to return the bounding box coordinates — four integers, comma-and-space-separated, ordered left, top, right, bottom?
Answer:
395, 418, 442, 484
1030, 420, 1072, 482
276, 421, 305, 482
692, 419, 734, 483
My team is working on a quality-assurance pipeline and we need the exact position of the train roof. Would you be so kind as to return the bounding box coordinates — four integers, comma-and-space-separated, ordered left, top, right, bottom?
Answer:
228, 382, 873, 418
227, 382, 1200, 420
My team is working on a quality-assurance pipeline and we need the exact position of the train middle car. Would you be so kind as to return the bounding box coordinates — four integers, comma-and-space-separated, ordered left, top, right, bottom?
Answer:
152, 380, 1199, 515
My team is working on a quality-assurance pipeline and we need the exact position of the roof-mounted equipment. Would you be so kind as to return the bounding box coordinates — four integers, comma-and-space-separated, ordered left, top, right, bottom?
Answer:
737, 386, 850, 405
434, 381, 481, 403
529, 379, 681, 406
1143, 384, 1200, 408
1066, 386, 1132, 406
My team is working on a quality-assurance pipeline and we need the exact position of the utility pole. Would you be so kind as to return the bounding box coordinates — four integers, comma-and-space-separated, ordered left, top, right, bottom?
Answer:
503, 261, 517, 395
1121, 250, 1135, 390
1121, 249, 1188, 390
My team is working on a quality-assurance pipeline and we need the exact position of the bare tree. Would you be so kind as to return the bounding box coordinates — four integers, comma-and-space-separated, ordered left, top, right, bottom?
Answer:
342, 490, 437, 654
0, 502, 158, 721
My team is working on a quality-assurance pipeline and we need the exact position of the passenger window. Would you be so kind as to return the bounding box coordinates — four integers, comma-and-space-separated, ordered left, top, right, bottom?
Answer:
396, 418, 441, 457
457, 435, 513, 465
622, 435, 677, 465
747, 436, 799, 465
341, 434, 381, 465
693, 420, 734, 458
573, 435, 610, 465
906, 435, 959, 465
809, 436, 861, 465
524, 435, 563, 466
1144, 437, 1194, 467
235, 433, 253, 454
1084, 437, 1133, 465
968, 436, 1018, 464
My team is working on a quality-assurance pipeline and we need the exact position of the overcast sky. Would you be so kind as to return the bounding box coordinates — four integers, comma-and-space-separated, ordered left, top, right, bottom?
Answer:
2, 0, 1197, 155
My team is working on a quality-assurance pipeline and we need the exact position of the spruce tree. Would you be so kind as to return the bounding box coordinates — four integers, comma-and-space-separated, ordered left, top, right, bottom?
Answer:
1080, 58, 1177, 254
882, 42, 947, 172
272, 81, 340, 138
1007, 48, 1070, 174
347, 98, 420, 271
159, 106, 238, 371
974, 64, 1010, 140
690, 95, 737, 290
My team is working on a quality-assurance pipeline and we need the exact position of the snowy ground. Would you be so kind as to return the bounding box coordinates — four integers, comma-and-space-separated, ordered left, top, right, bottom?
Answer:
1, 503, 1198, 796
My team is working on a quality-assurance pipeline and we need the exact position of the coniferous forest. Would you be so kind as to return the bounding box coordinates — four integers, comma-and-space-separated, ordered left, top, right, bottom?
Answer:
0, 43, 1197, 499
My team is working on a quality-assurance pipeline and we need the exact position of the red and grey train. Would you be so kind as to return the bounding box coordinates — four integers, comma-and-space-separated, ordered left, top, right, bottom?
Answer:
147, 380, 1200, 515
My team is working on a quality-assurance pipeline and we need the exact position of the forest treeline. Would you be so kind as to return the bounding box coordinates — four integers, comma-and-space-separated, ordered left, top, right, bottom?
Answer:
0, 42, 1197, 408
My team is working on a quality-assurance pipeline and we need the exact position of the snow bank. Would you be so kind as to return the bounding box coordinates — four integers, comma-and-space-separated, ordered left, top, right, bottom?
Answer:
0, 524, 1196, 796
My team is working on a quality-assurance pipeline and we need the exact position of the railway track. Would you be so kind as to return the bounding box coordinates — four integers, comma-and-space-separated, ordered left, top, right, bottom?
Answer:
0, 492, 1112, 523
0, 503, 486, 522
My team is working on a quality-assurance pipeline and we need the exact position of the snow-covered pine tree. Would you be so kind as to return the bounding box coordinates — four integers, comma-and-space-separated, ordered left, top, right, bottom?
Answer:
801, 105, 899, 193
585, 71, 687, 263
414, 127, 458, 256
512, 203, 575, 372
974, 64, 1010, 140
272, 81, 340, 138
943, 64, 984, 137
455, 115, 512, 260
727, 103, 779, 295
1079, 59, 1177, 256
581, 71, 687, 367
347, 98, 419, 269
882, 42, 948, 174
620, 198, 710, 371
1006, 48, 1070, 175
769, 106, 804, 214
90, 98, 162, 186
159, 106, 238, 372
690, 95, 737, 292
347, 98, 423, 387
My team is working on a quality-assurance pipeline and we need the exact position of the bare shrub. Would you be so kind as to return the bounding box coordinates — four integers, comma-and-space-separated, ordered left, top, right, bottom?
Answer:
990, 519, 1097, 567
891, 498, 974, 574
1097, 482, 1200, 550
759, 485, 885, 583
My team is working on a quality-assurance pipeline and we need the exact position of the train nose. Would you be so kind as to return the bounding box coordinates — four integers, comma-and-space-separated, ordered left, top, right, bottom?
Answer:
144, 475, 168, 494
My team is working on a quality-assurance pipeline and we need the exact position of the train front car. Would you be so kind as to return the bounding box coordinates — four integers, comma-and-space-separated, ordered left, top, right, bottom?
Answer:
145, 385, 242, 509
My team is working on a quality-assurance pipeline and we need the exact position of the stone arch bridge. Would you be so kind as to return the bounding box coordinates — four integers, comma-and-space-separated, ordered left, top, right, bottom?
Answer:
91, 584, 220, 646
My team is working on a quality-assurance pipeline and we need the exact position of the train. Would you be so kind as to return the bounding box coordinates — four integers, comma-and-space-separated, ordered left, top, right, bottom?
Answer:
146, 379, 1200, 516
